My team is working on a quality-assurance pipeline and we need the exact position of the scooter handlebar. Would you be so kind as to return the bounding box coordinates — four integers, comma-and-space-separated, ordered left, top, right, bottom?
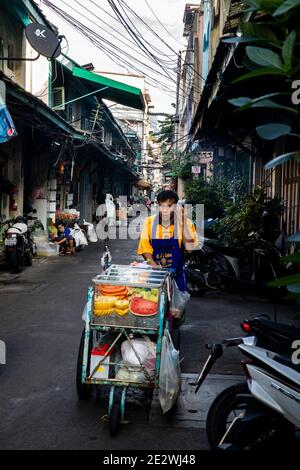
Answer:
0, 219, 13, 226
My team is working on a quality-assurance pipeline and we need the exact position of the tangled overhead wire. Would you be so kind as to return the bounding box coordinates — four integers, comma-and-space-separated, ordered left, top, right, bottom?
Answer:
40, 0, 207, 100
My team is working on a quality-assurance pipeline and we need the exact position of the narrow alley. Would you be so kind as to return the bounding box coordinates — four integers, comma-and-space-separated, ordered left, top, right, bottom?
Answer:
0, 238, 297, 450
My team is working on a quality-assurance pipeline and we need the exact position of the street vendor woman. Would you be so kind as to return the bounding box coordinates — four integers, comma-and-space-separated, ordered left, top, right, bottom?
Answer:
137, 190, 198, 291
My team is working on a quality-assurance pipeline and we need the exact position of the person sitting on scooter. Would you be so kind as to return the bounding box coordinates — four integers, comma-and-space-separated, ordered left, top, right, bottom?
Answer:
55, 223, 76, 255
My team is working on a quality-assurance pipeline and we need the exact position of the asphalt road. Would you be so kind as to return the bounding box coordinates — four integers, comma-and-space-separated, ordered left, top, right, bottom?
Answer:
0, 236, 298, 450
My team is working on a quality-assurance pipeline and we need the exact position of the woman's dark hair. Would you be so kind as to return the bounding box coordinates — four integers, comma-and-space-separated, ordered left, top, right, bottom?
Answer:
157, 190, 179, 204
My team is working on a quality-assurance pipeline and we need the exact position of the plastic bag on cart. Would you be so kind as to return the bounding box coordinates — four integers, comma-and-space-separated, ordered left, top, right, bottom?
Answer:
159, 329, 181, 413
82, 302, 88, 321
116, 362, 155, 383
121, 336, 156, 371
82, 287, 93, 321
83, 220, 98, 242
169, 279, 190, 319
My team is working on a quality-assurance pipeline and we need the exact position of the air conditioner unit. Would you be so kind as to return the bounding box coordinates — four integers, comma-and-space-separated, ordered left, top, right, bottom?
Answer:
81, 118, 93, 131
52, 86, 65, 110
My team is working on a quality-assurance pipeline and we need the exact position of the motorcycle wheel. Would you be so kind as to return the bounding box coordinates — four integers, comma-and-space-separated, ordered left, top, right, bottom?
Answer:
23, 251, 32, 267
186, 281, 206, 297
185, 269, 207, 297
206, 382, 295, 450
7, 250, 23, 273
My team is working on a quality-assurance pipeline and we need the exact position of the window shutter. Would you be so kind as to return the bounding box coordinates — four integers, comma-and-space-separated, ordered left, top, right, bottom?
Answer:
52, 86, 65, 110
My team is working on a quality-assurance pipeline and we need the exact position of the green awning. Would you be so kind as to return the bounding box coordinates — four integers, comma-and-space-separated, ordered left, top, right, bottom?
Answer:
72, 66, 145, 111
2, 72, 87, 141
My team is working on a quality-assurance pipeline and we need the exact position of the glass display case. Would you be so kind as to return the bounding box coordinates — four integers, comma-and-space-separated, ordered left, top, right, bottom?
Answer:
91, 264, 171, 331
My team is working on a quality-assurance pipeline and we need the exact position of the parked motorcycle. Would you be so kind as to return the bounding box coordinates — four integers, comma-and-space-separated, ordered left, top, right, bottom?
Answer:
184, 230, 287, 298
193, 318, 300, 450
1, 211, 38, 273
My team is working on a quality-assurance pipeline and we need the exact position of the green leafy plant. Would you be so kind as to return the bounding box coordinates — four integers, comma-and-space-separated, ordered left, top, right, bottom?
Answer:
184, 174, 245, 220
215, 186, 283, 247
268, 232, 300, 303
226, 0, 300, 168
151, 114, 175, 156
224, 0, 300, 305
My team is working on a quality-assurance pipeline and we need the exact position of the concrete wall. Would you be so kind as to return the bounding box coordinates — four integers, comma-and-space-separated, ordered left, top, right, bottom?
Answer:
0, 4, 26, 87
0, 135, 24, 219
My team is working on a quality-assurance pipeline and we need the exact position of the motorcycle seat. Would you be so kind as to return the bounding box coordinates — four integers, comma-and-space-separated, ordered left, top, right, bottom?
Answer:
204, 240, 241, 258
254, 318, 300, 343
274, 353, 300, 374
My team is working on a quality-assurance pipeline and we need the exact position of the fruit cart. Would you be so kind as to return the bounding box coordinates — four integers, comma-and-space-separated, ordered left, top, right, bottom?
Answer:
76, 264, 173, 436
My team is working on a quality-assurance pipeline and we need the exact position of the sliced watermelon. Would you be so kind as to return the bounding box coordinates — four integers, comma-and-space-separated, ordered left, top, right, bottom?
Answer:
130, 296, 158, 316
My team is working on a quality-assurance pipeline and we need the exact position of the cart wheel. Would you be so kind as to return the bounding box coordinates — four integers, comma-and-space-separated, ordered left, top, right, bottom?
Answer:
145, 389, 153, 423
76, 328, 92, 400
109, 402, 121, 437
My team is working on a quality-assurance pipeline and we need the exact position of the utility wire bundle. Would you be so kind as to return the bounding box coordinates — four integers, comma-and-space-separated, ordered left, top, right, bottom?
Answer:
40, 0, 206, 104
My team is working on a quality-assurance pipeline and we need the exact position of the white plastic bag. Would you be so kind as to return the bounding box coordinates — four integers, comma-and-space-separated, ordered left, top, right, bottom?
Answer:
159, 329, 181, 413
82, 287, 93, 321
72, 223, 88, 247
115, 362, 155, 383
84, 221, 98, 242
82, 301, 89, 321
121, 336, 156, 371
170, 280, 190, 319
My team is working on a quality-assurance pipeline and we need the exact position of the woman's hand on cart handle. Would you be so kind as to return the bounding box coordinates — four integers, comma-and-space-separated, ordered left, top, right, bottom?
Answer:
147, 259, 161, 268
143, 253, 160, 268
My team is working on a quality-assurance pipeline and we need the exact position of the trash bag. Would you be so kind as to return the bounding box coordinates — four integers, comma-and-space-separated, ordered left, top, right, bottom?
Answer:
159, 329, 181, 413
169, 279, 190, 319
83, 220, 98, 242
121, 336, 156, 371
72, 223, 88, 247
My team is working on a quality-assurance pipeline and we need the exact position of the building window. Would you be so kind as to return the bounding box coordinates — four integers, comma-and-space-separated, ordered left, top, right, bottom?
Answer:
7, 44, 15, 71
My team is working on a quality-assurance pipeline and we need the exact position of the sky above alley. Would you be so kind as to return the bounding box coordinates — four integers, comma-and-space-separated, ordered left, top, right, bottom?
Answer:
38, 0, 190, 114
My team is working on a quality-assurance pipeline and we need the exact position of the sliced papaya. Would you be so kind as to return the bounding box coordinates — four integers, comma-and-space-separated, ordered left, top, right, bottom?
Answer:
100, 284, 127, 293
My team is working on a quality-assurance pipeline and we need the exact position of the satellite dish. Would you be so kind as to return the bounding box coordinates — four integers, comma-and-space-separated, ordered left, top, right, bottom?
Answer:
25, 23, 61, 59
